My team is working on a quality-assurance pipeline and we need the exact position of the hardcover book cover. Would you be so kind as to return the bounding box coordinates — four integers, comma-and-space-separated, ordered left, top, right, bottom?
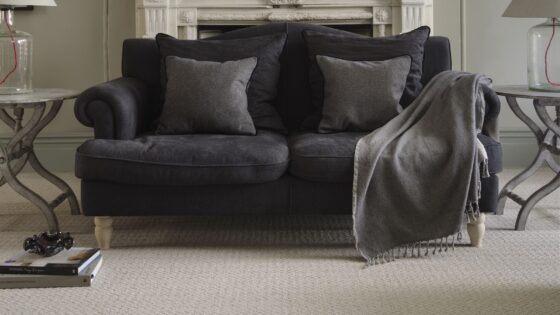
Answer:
0, 256, 103, 289
0, 248, 100, 276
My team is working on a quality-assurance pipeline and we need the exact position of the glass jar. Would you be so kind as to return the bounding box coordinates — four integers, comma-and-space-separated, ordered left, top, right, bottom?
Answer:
0, 9, 32, 94
528, 18, 560, 92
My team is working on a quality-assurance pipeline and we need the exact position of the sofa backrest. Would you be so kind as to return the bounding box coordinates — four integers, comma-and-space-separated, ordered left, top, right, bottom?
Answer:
122, 23, 451, 131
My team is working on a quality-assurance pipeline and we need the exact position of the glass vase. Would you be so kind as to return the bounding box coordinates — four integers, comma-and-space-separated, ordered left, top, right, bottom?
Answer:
528, 18, 560, 92
0, 9, 32, 94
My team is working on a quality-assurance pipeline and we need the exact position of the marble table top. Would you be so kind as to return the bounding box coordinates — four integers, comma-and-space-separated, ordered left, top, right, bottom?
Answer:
494, 85, 560, 104
0, 89, 79, 106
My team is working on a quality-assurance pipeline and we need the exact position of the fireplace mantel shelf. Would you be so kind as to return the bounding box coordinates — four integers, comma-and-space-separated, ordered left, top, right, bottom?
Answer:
136, 0, 433, 39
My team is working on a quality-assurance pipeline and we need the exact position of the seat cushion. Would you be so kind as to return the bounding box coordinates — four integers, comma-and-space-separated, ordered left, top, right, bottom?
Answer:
76, 130, 289, 186
289, 132, 503, 183
289, 131, 367, 183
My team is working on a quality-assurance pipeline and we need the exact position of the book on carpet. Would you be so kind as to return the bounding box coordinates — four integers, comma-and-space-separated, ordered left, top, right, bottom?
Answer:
0, 247, 100, 276
0, 255, 103, 289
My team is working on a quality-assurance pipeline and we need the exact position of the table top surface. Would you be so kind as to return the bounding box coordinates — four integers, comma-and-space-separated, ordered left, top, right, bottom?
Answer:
0, 89, 79, 105
494, 85, 560, 101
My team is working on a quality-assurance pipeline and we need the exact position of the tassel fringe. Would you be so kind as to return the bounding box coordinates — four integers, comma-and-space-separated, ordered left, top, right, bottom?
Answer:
361, 201, 478, 267
364, 231, 464, 267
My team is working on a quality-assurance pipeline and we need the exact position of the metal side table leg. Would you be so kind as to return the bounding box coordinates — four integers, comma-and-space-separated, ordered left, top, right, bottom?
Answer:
0, 104, 61, 233
496, 96, 546, 215
497, 147, 549, 215
498, 98, 560, 229
515, 172, 560, 230
0, 108, 32, 187
24, 101, 81, 215
511, 100, 560, 230
0, 89, 80, 238
28, 151, 80, 215
0, 152, 60, 233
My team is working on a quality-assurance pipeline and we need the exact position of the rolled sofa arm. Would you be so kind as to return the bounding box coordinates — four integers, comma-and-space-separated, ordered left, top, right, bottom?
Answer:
75, 77, 151, 140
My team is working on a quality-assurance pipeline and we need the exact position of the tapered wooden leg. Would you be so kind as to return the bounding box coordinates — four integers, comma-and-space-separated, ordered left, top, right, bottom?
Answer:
94, 216, 113, 250
467, 213, 486, 248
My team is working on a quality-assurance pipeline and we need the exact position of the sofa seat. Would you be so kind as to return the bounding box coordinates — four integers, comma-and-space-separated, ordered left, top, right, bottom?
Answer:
289, 132, 503, 183
289, 132, 367, 183
76, 130, 289, 186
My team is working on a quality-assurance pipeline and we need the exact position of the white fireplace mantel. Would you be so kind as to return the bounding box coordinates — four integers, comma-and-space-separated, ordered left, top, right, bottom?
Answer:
136, 0, 433, 40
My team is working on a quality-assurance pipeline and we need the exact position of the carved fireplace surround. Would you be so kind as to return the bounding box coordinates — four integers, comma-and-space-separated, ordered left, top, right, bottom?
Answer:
136, 0, 434, 39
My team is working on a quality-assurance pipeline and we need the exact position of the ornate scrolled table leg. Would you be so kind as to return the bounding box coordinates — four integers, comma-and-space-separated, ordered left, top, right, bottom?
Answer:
25, 101, 80, 215
512, 100, 560, 230
496, 97, 546, 216
496, 95, 560, 230
0, 103, 61, 233
0, 107, 34, 187
0, 98, 81, 234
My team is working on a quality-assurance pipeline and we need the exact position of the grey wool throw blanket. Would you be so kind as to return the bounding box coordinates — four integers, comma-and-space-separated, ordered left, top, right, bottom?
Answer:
353, 71, 493, 265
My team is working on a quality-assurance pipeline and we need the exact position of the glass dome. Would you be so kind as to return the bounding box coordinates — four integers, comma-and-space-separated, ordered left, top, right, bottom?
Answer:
528, 18, 560, 92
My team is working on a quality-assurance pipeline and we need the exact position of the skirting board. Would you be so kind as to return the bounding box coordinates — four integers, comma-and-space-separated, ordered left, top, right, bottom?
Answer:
0, 130, 548, 172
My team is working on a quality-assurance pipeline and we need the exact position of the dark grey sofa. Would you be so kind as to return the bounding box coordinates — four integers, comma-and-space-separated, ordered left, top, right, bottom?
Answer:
74, 23, 502, 249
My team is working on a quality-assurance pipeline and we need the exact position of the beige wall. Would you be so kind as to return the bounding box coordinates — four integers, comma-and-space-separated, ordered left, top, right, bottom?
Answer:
107, 0, 136, 79
433, 0, 462, 71
434, 0, 544, 165
0, 0, 135, 136
434, 0, 544, 129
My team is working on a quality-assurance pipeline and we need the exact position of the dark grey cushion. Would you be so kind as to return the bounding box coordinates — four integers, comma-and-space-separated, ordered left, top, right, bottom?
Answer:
302, 26, 431, 129
289, 131, 367, 183
157, 56, 257, 135
289, 132, 503, 184
156, 33, 287, 133
317, 55, 411, 133
75, 130, 289, 186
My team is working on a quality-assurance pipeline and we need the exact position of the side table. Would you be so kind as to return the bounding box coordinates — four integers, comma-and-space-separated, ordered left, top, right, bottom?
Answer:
494, 85, 559, 230
0, 89, 81, 234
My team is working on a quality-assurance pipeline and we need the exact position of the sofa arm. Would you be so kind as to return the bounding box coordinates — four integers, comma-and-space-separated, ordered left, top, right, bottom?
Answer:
75, 77, 151, 140
481, 84, 501, 141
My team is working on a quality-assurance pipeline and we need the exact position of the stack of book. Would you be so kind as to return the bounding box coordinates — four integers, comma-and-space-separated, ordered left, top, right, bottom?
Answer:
0, 247, 102, 289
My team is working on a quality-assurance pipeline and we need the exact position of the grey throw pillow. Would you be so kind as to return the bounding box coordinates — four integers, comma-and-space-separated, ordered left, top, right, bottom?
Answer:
317, 55, 412, 133
157, 56, 257, 135
301, 26, 430, 130
156, 33, 288, 133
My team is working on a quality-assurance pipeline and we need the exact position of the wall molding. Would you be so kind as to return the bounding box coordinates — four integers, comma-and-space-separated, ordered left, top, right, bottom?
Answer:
103, 0, 110, 81
0, 132, 92, 172
499, 129, 539, 168
1, 130, 539, 173
459, 0, 466, 71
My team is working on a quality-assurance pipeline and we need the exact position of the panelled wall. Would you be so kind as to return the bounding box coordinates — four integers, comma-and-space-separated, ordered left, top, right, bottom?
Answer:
0, 0, 540, 170
0, 0, 135, 171
434, 0, 544, 166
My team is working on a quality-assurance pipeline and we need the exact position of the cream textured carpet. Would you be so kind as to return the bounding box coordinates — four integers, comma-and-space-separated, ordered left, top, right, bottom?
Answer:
0, 169, 558, 314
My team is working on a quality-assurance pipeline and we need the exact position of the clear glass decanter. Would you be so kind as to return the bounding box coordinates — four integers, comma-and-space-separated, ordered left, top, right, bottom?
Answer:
0, 9, 32, 94
528, 18, 560, 92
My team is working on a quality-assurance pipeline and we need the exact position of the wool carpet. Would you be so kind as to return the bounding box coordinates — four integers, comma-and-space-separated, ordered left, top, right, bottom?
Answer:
0, 169, 558, 314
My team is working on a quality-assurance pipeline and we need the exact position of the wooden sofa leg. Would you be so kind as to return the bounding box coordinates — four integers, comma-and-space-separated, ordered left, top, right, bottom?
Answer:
94, 216, 113, 250
467, 213, 486, 248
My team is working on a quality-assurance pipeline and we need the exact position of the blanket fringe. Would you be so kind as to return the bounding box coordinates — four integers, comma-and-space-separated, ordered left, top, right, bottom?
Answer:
465, 201, 481, 223
481, 158, 490, 179
364, 232, 464, 267
361, 202, 477, 267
